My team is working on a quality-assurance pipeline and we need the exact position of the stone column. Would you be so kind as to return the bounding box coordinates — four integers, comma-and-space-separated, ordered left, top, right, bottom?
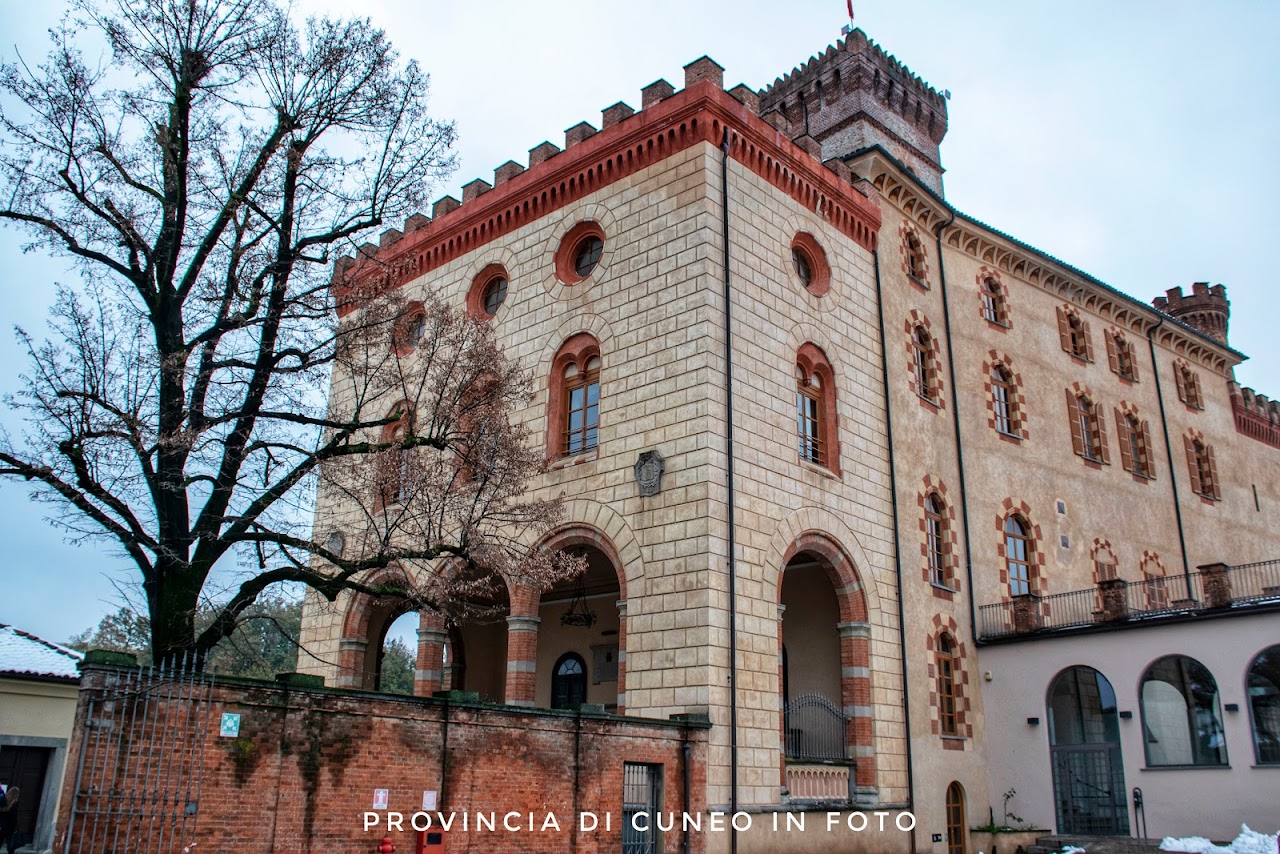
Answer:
1098, 578, 1129, 622
837, 620, 876, 802
414, 612, 448, 697
1199, 562, 1233, 609
337, 638, 368, 689
504, 583, 541, 706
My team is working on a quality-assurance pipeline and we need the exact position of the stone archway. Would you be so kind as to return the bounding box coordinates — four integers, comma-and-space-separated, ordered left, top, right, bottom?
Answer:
777, 531, 875, 802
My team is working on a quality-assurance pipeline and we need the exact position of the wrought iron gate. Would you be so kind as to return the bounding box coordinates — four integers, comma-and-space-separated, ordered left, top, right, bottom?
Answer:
621, 762, 662, 854
63, 659, 215, 854
1050, 744, 1129, 836
783, 693, 849, 760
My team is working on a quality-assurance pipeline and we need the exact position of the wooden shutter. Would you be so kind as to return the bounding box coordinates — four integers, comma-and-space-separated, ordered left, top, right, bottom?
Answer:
1141, 421, 1154, 478
1057, 307, 1071, 353
1082, 320, 1095, 362
1096, 403, 1110, 464
1116, 409, 1133, 473
1067, 390, 1084, 456
1106, 333, 1119, 374
1174, 364, 1187, 404
1190, 373, 1203, 408
1185, 435, 1202, 494
1207, 445, 1220, 499
1127, 341, 1140, 382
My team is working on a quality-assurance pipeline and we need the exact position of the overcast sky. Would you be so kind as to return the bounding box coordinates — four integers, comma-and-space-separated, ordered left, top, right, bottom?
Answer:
2, 0, 1277, 647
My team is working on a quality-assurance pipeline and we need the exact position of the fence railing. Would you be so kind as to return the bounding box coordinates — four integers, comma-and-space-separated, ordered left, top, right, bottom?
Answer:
783, 693, 849, 762
978, 559, 1280, 641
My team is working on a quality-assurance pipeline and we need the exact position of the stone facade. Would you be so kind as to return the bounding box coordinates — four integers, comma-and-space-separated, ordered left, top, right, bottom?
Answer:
298, 30, 1280, 854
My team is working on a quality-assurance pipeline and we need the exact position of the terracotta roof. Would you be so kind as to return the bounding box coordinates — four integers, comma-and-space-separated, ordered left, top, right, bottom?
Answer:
0, 623, 83, 680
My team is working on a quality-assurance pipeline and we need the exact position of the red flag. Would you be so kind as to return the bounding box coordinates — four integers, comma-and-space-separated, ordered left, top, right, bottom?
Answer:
847, 0, 854, 20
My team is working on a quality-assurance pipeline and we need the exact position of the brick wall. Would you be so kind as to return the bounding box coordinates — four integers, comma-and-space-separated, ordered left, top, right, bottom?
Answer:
57, 666, 708, 853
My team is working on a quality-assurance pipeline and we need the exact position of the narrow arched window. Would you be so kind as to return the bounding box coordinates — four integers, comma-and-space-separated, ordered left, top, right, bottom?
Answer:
937, 634, 959, 736
1247, 645, 1280, 765
1004, 515, 1032, 596
551, 652, 588, 710
548, 334, 602, 458
981, 277, 1006, 325
1140, 655, 1227, 767
913, 326, 935, 400
906, 232, 926, 285
796, 343, 840, 472
379, 402, 415, 507
991, 365, 1016, 435
945, 782, 967, 854
1191, 439, 1217, 498
926, 494, 948, 587
1068, 314, 1089, 358
1068, 394, 1107, 463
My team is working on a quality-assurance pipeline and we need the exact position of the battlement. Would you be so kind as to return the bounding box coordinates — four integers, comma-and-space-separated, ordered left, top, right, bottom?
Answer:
330, 55, 884, 311
1231, 381, 1280, 449
1152, 283, 1230, 346
757, 29, 949, 195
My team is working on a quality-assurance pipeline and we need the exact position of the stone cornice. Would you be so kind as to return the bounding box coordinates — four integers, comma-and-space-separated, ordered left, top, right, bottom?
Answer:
852, 150, 1243, 377
333, 82, 882, 316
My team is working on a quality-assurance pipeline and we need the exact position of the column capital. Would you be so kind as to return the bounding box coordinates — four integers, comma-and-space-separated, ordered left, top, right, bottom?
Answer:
506, 614, 542, 633
837, 620, 870, 640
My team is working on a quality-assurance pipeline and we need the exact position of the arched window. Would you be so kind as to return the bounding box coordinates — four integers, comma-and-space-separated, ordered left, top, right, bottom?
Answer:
937, 634, 959, 736
981, 277, 1006, 325
1140, 655, 1227, 767
1108, 332, 1137, 381
1119, 411, 1153, 479
1187, 438, 1219, 500
991, 365, 1016, 435
392, 302, 428, 354
379, 402, 415, 507
551, 652, 588, 710
926, 494, 949, 587
1068, 392, 1108, 464
795, 343, 839, 472
1057, 306, 1092, 360
1093, 544, 1117, 582
905, 232, 927, 285
945, 783, 967, 854
1175, 363, 1203, 409
913, 326, 936, 401
547, 334, 602, 458
1004, 515, 1032, 596
1046, 666, 1129, 835
1247, 645, 1280, 765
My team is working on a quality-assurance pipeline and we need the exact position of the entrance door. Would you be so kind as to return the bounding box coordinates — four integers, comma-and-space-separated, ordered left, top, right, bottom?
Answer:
621, 762, 661, 854
1047, 667, 1129, 835
0, 745, 51, 844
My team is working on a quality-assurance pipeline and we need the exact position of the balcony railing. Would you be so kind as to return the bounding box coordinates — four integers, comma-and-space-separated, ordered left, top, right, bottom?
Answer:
978, 559, 1280, 641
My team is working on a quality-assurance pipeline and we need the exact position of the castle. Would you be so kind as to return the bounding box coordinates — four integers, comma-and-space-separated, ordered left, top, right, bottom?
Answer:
298, 29, 1280, 853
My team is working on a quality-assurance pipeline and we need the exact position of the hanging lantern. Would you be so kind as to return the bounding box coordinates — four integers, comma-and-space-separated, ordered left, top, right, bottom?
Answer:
560, 574, 597, 628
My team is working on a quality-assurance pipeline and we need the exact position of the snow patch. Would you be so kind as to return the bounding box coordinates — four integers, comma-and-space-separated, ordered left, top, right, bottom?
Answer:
1160, 825, 1279, 854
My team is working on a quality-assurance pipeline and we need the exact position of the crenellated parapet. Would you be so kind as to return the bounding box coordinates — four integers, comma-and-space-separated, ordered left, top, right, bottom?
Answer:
1231, 381, 1280, 449
758, 29, 949, 195
1153, 283, 1231, 346
330, 56, 883, 315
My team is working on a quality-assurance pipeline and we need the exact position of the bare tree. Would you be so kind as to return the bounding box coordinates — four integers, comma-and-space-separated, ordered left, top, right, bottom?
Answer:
0, 0, 576, 666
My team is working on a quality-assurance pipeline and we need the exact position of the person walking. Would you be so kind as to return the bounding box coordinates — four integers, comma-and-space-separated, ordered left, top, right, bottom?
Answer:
0, 784, 20, 854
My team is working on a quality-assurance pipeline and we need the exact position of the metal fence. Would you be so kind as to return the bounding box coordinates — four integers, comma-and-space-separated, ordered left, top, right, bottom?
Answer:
783, 693, 849, 762
63, 658, 214, 854
1230, 559, 1280, 605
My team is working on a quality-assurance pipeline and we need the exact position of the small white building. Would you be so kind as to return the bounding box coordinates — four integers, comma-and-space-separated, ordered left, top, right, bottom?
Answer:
0, 624, 82, 853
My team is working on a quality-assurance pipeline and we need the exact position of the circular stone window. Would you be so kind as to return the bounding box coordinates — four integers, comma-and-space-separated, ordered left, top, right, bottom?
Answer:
466, 264, 510, 320
790, 232, 830, 297
554, 221, 607, 285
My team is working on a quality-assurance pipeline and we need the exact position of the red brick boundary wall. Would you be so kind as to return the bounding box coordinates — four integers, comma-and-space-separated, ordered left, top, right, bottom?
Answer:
57, 665, 708, 853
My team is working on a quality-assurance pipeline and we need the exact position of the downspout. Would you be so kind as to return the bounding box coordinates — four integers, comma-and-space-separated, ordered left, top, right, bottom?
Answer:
871, 244, 916, 831
682, 725, 692, 854
720, 126, 741, 853
932, 211, 977, 641
1146, 317, 1193, 584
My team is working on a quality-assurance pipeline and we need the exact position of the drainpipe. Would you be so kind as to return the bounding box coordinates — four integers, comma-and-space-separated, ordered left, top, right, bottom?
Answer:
682, 725, 692, 854
1146, 317, 1193, 584
932, 212, 977, 641
871, 245, 916, 821
720, 126, 741, 853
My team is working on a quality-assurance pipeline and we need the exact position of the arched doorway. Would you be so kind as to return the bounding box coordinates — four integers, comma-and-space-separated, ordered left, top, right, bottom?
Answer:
777, 533, 872, 802
1047, 666, 1128, 835
534, 541, 623, 711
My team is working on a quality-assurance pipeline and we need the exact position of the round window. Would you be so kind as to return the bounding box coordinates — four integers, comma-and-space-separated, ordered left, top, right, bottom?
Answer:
790, 232, 830, 297
574, 236, 603, 278
792, 247, 812, 288
483, 276, 508, 315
